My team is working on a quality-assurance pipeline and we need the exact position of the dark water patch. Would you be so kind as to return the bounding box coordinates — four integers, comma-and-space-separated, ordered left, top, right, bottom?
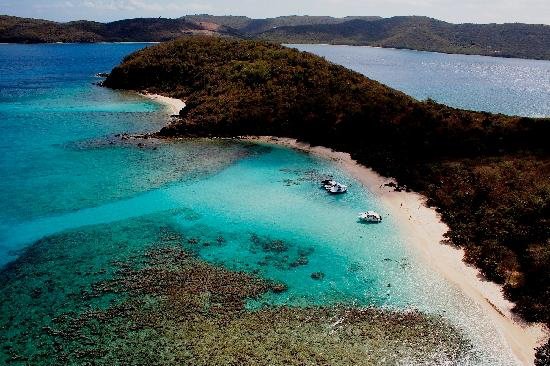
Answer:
0, 212, 188, 364
249, 234, 316, 271
68, 132, 164, 150
279, 167, 331, 187
170, 218, 394, 307
250, 234, 289, 254
311, 271, 326, 281
297, 247, 315, 257
289, 255, 309, 268
1, 137, 266, 225
348, 261, 364, 273
282, 178, 301, 186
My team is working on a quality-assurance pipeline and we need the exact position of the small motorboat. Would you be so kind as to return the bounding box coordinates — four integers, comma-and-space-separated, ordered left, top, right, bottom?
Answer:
322, 179, 347, 194
328, 183, 348, 194
358, 211, 382, 223
321, 179, 336, 188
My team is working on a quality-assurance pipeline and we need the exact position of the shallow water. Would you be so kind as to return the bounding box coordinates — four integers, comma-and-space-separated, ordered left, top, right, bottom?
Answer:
290, 44, 550, 117
0, 43, 540, 365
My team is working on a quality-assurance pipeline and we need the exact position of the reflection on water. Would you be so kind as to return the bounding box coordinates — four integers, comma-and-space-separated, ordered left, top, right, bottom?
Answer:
291, 44, 550, 117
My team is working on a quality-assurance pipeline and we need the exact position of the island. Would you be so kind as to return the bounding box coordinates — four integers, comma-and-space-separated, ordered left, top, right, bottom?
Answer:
2, 14, 550, 61
103, 36, 549, 364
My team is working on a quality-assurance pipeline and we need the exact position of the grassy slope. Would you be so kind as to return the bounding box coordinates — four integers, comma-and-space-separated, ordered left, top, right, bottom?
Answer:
105, 36, 550, 362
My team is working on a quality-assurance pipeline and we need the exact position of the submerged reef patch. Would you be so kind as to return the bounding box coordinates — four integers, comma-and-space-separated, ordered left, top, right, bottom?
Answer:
249, 233, 318, 271
0, 217, 472, 365
53, 247, 474, 365
50, 245, 472, 365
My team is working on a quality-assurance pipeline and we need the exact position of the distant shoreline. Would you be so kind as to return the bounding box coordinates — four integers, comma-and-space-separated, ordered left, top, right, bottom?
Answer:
2, 14, 549, 61
285, 43, 550, 63
2, 41, 549, 63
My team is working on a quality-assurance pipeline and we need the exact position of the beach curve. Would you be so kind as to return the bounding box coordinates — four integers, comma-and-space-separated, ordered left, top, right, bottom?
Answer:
140, 92, 186, 116
138, 92, 548, 365
241, 135, 548, 366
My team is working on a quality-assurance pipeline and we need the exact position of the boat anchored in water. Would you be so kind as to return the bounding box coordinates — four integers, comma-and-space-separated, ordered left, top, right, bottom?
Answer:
321, 179, 348, 194
358, 211, 383, 223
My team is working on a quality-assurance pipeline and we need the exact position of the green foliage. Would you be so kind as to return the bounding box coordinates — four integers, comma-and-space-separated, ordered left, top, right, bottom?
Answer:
228, 60, 273, 85
258, 16, 550, 61
105, 37, 550, 339
184, 14, 382, 35
2, 14, 550, 61
0, 15, 238, 43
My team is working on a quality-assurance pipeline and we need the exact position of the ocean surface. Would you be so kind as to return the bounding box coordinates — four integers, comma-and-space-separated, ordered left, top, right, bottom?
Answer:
291, 44, 550, 118
0, 43, 546, 364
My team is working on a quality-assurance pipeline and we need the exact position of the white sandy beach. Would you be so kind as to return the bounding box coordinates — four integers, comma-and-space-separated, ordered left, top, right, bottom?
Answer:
242, 135, 548, 366
140, 92, 186, 116
146, 94, 547, 365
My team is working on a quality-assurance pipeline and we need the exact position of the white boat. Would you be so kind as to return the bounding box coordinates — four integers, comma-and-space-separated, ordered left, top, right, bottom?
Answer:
322, 179, 347, 194
321, 179, 336, 188
328, 183, 348, 194
358, 211, 382, 223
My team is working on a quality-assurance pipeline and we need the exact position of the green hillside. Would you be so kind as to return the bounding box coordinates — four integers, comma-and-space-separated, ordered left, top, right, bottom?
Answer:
184, 14, 381, 34
0, 15, 238, 43
2, 14, 549, 60
258, 16, 550, 60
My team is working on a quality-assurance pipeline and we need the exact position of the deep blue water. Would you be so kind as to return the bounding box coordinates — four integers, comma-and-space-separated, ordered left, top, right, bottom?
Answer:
0, 43, 541, 365
291, 44, 550, 117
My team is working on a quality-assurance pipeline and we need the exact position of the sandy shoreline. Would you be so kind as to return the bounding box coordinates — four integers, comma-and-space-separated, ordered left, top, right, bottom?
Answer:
140, 92, 186, 116
241, 135, 548, 366
145, 94, 547, 365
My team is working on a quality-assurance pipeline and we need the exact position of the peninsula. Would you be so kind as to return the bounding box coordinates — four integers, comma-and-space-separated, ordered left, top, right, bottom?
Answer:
103, 36, 550, 364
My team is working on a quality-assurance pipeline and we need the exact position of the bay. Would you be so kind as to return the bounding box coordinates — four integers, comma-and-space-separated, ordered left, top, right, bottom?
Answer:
1, 43, 543, 365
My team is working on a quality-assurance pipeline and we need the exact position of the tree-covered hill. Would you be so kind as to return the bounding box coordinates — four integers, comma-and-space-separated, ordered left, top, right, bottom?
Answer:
0, 15, 239, 43
0, 15, 102, 43
103, 36, 550, 363
258, 16, 550, 60
2, 14, 550, 61
184, 14, 382, 35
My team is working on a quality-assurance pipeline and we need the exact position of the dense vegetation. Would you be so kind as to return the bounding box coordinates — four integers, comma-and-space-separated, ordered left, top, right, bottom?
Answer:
258, 16, 550, 60
185, 14, 382, 35
104, 36, 550, 362
0, 15, 238, 43
2, 14, 550, 61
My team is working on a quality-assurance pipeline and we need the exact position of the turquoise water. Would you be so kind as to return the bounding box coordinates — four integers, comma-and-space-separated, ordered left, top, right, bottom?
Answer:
291, 44, 550, 117
0, 44, 537, 364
